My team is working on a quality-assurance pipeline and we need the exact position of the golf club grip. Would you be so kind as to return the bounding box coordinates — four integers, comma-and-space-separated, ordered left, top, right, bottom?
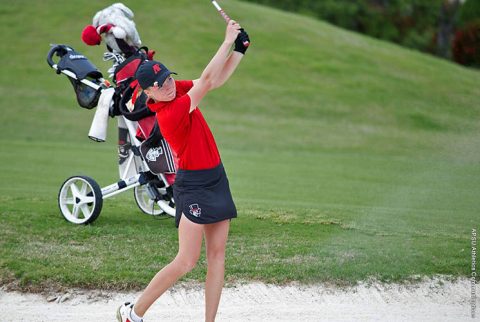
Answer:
212, 1, 230, 22
219, 9, 231, 22
211, 1, 249, 47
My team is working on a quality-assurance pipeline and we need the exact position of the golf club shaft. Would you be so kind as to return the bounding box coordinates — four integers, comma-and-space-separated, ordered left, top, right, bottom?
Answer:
211, 0, 250, 47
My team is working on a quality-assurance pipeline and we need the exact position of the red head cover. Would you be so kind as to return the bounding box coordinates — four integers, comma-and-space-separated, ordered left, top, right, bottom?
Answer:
81, 25, 102, 46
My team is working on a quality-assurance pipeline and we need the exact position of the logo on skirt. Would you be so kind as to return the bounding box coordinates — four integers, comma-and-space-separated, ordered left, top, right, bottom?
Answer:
189, 204, 202, 217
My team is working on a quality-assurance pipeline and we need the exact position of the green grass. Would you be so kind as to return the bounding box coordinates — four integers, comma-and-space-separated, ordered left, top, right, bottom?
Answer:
0, 0, 479, 291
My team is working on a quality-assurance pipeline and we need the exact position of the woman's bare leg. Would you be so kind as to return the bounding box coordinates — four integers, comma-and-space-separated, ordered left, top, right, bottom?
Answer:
133, 214, 204, 316
204, 219, 230, 322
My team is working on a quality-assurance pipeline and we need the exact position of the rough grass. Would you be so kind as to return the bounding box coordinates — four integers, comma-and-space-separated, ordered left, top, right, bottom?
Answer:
0, 0, 479, 291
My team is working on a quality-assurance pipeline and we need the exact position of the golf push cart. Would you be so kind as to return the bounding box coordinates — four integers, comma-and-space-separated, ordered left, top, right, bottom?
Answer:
47, 44, 177, 224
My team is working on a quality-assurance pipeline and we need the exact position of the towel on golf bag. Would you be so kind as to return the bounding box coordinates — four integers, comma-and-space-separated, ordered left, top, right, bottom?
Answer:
88, 88, 116, 142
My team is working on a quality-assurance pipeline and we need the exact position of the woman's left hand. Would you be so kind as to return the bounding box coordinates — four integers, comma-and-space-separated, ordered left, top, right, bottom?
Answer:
225, 20, 241, 45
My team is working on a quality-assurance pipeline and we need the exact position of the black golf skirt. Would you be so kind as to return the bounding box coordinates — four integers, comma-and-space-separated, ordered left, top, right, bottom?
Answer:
173, 162, 237, 228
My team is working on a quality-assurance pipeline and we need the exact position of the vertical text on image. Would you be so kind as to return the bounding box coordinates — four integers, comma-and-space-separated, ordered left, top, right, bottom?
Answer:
472, 228, 477, 319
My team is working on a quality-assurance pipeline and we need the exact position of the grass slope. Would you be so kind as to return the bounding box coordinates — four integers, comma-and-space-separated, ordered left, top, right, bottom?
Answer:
0, 0, 479, 290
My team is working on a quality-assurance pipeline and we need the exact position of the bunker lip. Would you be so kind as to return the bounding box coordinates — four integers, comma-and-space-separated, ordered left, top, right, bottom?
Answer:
1, 276, 476, 321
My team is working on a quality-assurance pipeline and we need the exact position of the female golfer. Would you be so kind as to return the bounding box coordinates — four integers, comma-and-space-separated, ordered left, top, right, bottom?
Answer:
117, 20, 250, 322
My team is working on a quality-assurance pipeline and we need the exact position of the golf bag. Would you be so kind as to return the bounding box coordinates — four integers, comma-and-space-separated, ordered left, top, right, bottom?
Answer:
47, 44, 177, 224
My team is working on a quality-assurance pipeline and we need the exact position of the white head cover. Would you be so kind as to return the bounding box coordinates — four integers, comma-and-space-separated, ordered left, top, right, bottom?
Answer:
92, 3, 142, 53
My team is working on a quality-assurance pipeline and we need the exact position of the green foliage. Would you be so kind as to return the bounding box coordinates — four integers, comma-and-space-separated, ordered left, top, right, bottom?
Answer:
458, 0, 480, 27
243, 0, 444, 52
452, 21, 480, 67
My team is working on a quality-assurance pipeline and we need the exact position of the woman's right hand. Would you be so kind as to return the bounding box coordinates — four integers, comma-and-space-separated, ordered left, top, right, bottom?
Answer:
225, 20, 241, 45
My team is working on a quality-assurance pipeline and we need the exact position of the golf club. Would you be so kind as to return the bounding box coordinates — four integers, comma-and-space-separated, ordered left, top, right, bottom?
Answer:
211, 0, 250, 47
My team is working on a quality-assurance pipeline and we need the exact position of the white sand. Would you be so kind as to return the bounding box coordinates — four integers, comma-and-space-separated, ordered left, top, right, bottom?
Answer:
1, 277, 477, 321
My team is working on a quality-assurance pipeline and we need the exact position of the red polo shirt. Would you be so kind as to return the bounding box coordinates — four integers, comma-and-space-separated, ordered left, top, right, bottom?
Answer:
146, 80, 221, 170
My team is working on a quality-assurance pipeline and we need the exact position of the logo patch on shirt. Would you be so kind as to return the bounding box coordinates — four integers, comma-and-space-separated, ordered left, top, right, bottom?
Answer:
189, 204, 202, 217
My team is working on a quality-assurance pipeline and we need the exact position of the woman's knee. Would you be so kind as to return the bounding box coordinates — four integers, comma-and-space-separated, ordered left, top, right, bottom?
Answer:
204, 219, 230, 265
206, 247, 226, 265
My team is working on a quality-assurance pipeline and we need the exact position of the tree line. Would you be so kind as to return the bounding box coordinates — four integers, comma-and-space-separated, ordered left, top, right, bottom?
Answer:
242, 0, 479, 68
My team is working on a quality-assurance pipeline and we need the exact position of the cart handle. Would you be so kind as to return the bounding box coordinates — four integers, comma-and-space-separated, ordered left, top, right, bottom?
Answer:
46, 44, 71, 69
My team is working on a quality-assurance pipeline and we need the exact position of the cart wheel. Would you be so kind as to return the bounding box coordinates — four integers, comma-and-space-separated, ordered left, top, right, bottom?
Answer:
134, 185, 164, 216
58, 176, 103, 224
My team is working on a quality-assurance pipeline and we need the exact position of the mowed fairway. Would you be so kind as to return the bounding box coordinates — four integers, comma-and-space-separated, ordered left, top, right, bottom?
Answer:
0, 0, 479, 290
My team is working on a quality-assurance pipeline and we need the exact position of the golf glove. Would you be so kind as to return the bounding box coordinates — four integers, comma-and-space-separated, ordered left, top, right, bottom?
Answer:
234, 28, 250, 54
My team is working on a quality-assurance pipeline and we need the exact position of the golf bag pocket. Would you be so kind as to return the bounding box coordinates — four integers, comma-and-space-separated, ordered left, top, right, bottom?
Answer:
140, 122, 177, 174
67, 78, 102, 109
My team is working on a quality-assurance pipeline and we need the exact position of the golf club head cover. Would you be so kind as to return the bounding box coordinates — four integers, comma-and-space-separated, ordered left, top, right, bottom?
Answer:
82, 25, 102, 46
234, 28, 250, 54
